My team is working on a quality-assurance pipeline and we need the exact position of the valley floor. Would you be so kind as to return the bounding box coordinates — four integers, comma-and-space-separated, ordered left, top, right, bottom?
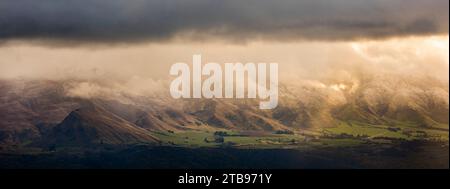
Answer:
1, 121, 448, 169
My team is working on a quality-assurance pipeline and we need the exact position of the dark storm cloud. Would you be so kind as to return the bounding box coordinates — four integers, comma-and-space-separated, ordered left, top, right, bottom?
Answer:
0, 0, 448, 44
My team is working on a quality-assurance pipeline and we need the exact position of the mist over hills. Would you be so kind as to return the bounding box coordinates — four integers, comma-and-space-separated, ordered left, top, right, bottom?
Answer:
0, 71, 448, 148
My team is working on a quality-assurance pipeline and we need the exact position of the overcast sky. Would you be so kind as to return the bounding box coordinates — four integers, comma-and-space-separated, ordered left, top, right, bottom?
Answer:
0, 0, 448, 45
0, 0, 448, 90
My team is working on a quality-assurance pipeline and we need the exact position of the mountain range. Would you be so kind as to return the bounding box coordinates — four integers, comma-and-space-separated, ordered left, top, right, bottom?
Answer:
0, 75, 448, 148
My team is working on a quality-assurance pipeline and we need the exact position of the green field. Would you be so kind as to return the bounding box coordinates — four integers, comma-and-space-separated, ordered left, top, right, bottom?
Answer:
323, 121, 449, 141
150, 121, 449, 149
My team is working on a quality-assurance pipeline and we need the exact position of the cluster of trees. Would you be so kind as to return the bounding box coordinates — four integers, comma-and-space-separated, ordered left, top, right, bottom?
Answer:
214, 131, 230, 136
274, 130, 294, 135
204, 135, 224, 143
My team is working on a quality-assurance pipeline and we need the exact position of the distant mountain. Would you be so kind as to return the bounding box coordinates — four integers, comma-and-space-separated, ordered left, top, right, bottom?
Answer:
44, 102, 159, 147
92, 99, 195, 131
0, 80, 81, 145
183, 99, 291, 131
333, 75, 449, 127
